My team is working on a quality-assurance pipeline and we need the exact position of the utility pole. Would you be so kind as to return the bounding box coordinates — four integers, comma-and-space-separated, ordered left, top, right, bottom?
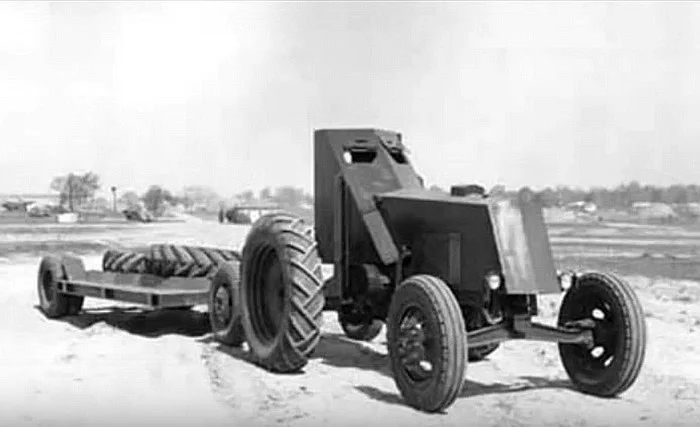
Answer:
67, 173, 74, 212
111, 186, 117, 212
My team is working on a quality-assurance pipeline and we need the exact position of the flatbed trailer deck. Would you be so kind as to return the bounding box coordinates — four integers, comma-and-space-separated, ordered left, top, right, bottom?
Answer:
37, 254, 216, 316
55, 271, 210, 308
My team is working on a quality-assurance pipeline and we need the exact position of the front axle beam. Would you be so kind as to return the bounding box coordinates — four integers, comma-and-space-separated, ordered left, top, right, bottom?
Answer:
467, 315, 594, 348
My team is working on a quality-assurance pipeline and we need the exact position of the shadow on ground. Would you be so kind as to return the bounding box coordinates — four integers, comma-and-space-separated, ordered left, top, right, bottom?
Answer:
202, 330, 575, 407
315, 333, 574, 405
45, 305, 577, 408
36, 305, 211, 338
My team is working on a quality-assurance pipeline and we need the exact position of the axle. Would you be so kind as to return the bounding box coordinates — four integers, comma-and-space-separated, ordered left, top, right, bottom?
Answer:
467, 314, 594, 348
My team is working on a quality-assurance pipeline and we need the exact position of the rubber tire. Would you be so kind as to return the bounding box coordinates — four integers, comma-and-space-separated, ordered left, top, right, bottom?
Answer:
149, 244, 241, 278
37, 256, 82, 318
468, 342, 500, 362
558, 271, 647, 397
239, 212, 325, 373
208, 261, 245, 347
63, 256, 85, 315
386, 274, 468, 413
339, 313, 383, 342
102, 249, 148, 274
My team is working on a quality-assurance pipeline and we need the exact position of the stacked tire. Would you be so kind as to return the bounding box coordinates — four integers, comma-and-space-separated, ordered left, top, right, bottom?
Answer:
102, 244, 241, 279
148, 244, 240, 278
102, 248, 149, 274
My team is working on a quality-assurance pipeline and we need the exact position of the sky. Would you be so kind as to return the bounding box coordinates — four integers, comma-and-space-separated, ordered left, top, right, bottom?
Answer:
1, 1, 700, 198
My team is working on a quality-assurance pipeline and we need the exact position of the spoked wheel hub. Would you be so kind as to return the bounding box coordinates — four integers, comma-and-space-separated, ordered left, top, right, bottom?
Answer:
396, 308, 435, 381
563, 298, 620, 374
212, 285, 233, 328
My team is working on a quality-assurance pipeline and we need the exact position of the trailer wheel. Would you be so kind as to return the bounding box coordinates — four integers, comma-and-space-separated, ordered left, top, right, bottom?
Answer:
558, 271, 647, 397
149, 244, 241, 278
102, 249, 148, 274
37, 256, 74, 318
208, 261, 245, 347
239, 212, 325, 373
387, 274, 467, 413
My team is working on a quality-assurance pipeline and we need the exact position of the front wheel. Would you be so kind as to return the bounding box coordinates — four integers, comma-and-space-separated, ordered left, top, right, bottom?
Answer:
558, 271, 647, 397
386, 274, 467, 413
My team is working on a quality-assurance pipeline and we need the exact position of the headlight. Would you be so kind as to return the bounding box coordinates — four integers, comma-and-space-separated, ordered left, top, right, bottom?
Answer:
558, 270, 576, 291
485, 272, 502, 290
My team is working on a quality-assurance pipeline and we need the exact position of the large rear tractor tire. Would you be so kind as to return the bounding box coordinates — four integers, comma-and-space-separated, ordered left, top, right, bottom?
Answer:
37, 256, 84, 319
208, 260, 245, 347
102, 249, 148, 274
387, 274, 468, 413
239, 212, 325, 373
149, 244, 241, 278
558, 271, 647, 397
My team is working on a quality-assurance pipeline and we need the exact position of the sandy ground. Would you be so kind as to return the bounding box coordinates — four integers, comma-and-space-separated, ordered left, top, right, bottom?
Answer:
1, 220, 700, 426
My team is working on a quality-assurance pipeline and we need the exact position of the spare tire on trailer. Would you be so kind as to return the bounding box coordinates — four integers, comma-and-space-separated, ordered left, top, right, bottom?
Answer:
102, 248, 149, 274
239, 212, 325, 373
148, 244, 241, 278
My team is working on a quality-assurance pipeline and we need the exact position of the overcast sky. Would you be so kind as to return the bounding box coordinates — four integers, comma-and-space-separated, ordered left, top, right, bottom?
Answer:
1, 1, 700, 198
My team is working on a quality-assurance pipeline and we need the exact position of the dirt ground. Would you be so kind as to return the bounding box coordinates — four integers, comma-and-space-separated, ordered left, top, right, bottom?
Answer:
1, 219, 699, 426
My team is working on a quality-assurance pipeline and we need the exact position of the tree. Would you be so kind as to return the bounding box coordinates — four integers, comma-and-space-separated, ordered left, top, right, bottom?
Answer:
236, 190, 255, 203
50, 172, 101, 211
142, 185, 173, 216
259, 187, 272, 201
181, 185, 220, 210
119, 191, 141, 209
271, 186, 306, 208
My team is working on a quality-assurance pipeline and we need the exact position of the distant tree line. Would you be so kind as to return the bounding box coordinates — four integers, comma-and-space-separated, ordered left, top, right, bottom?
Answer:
429, 181, 700, 210
54, 172, 697, 217
532, 181, 700, 209
50, 171, 317, 217
233, 186, 314, 208
50, 172, 101, 211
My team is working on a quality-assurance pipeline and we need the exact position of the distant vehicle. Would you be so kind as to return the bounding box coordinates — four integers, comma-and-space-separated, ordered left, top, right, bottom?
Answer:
1, 200, 33, 212
219, 202, 281, 224
122, 206, 153, 223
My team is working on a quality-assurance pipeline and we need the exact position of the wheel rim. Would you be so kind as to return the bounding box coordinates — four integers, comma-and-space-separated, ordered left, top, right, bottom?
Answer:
40, 269, 56, 304
562, 289, 621, 378
212, 284, 232, 330
396, 306, 437, 383
248, 245, 286, 345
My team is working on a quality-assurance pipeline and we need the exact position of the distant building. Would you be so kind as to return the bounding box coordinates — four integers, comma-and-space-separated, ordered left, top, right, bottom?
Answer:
631, 202, 676, 219
564, 201, 597, 214
0, 193, 61, 212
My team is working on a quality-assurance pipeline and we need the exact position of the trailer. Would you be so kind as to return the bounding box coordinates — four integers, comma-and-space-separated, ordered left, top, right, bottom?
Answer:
36, 245, 242, 344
